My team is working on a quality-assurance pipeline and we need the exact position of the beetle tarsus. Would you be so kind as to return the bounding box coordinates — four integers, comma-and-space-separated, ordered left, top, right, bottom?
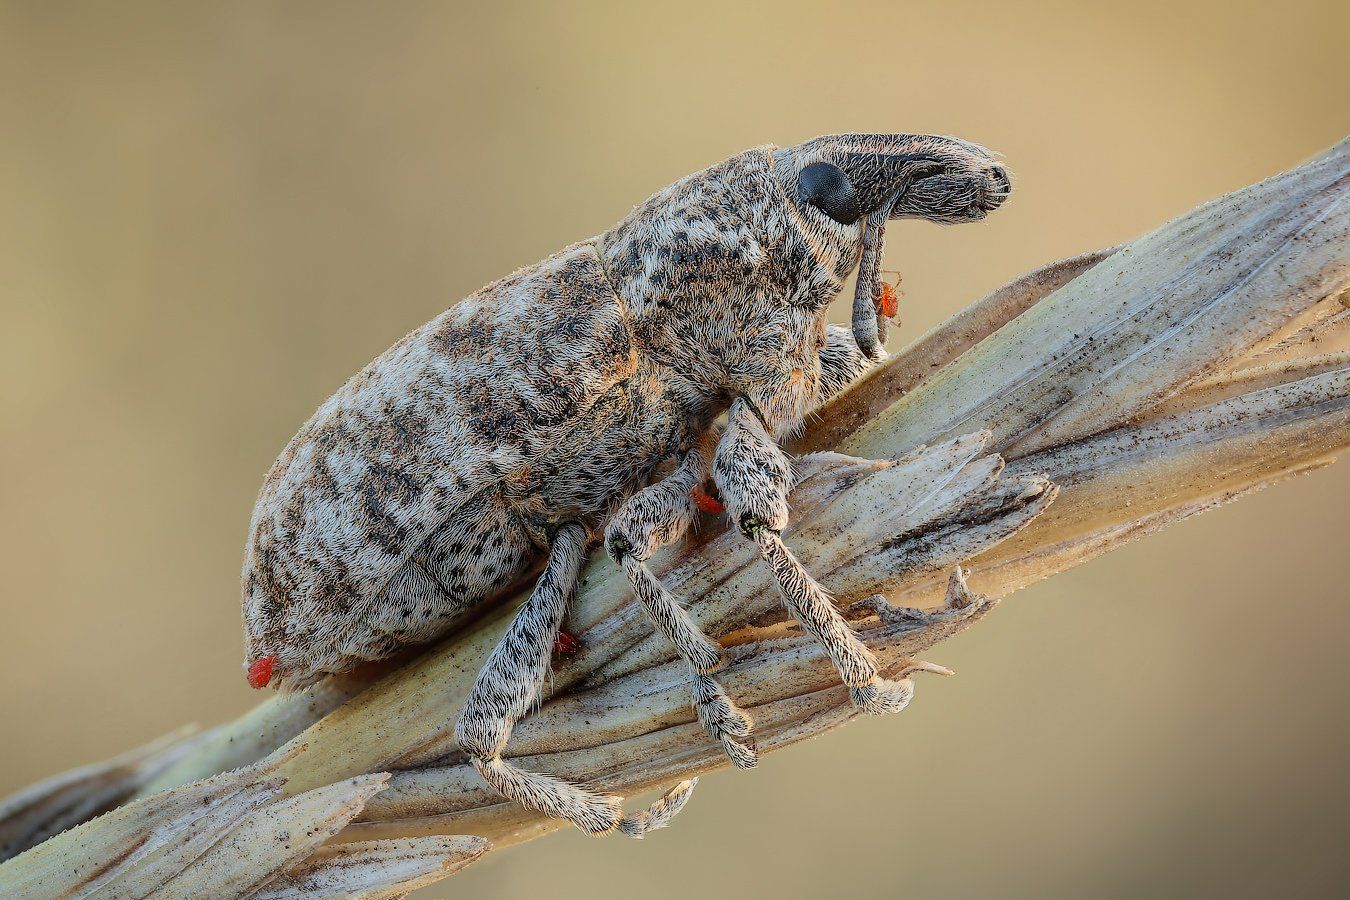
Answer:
616, 779, 699, 837
693, 673, 758, 768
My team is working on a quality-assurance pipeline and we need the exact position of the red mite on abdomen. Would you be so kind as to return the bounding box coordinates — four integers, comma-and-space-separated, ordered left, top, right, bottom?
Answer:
247, 653, 278, 689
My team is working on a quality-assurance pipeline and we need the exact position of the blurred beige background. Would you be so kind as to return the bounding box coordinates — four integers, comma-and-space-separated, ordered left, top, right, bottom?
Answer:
1, 1, 1347, 897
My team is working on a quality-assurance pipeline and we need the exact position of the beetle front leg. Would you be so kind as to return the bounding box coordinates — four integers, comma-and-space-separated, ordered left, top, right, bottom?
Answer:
606, 446, 757, 769
816, 323, 877, 406
713, 399, 921, 715
455, 522, 696, 837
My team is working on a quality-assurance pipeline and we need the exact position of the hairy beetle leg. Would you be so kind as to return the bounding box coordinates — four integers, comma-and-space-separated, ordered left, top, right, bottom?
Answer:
607, 450, 758, 769
620, 554, 757, 768
456, 523, 692, 837
616, 778, 699, 838
751, 528, 920, 715
715, 398, 946, 718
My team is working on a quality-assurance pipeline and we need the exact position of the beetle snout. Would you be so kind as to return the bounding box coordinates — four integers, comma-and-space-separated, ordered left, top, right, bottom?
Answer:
972, 162, 1015, 217
986, 165, 1011, 204
976, 164, 1012, 214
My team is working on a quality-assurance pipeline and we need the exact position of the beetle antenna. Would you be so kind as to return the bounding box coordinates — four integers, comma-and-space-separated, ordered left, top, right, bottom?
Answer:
851, 198, 896, 359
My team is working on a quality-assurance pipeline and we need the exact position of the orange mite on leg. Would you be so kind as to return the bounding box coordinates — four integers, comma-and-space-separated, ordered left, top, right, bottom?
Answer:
691, 485, 726, 515
247, 653, 278, 689
877, 269, 904, 320
878, 282, 898, 319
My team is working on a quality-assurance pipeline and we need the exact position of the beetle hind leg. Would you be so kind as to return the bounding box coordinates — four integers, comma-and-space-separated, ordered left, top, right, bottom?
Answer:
606, 448, 758, 769
455, 522, 694, 837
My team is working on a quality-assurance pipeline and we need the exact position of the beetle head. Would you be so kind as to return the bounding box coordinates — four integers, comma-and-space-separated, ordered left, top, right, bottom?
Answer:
784, 132, 1010, 227
774, 133, 1011, 358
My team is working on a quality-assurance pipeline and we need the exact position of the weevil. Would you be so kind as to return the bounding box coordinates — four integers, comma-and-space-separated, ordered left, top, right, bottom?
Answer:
241, 133, 1010, 836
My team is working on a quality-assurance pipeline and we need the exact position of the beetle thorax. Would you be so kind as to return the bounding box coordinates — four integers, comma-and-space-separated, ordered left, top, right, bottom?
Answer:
598, 147, 857, 430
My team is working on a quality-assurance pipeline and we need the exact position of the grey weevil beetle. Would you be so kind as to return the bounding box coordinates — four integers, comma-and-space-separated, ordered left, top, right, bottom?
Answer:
241, 133, 1010, 836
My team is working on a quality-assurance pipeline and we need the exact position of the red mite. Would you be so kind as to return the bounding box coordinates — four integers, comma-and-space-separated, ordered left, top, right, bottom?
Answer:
880, 269, 901, 322
247, 653, 278, 689
553, 630, 582, 657
878, 282, 899, 319
691, 485, 726, 515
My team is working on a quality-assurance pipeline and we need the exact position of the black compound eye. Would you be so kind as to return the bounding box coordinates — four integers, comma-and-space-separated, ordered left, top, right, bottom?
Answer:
797, 161, 861, 226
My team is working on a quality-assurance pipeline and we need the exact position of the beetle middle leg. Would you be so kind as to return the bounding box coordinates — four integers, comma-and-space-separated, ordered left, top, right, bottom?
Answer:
606, 446, 758, 769
713, 398, 924, 715
455, 522, 696, 836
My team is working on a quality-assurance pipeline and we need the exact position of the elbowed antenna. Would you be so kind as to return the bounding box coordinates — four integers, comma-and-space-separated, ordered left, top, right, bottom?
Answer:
852, 199, 898, 360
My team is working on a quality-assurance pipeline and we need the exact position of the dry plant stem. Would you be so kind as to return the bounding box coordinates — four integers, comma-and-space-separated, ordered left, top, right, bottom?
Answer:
890, 357, 1350, 608
348, 568, 993, 847
152, 775, 391, 898
0, 761, 488, 899
252, 837, 489, 899
1, 140, 1345, 895
139, 670, 394, 801
0, 726, 210, 861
